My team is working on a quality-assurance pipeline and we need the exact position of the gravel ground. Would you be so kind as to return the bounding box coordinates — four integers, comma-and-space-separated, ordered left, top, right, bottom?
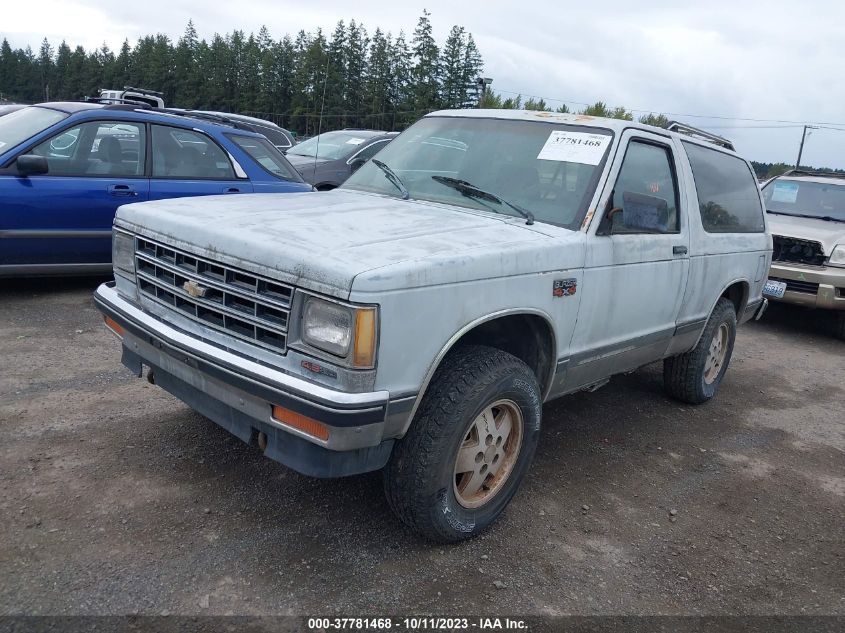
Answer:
0, 277, 842, 617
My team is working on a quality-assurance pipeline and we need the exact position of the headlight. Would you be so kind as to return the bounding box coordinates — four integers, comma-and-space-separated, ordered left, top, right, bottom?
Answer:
300, 296, 378, 368
829, 244, 845, 268
112, 230, 134, 275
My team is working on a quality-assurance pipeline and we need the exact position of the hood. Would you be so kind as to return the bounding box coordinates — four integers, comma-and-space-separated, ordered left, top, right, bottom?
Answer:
115, 190, 566, 298
767, 213, 845, 254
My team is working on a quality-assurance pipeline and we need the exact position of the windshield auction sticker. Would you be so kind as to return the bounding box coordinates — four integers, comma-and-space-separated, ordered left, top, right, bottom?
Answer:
537, 131, 610, 165
345, 138, 366, 145
771, 181, 799, 204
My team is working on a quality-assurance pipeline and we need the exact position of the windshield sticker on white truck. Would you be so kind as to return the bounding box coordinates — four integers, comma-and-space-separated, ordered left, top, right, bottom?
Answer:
345, 138, 365, 145
771, 181, 799, 204
537, 131, 610, 165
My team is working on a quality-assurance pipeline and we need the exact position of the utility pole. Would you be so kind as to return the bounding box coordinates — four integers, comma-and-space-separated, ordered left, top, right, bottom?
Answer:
795, 125, 817, 169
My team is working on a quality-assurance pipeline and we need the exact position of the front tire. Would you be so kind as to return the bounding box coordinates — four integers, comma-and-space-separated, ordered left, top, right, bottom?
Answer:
384, 345, 542, 542
663, 298, 737, 404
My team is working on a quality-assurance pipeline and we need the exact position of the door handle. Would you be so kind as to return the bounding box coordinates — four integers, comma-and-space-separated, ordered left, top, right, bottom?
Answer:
108, 184, 138, 197
673, 245, 688, 255
222, 187, 240, 193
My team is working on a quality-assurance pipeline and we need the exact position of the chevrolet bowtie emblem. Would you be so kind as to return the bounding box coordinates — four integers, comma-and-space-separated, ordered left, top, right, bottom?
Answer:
183, 280, 208, 298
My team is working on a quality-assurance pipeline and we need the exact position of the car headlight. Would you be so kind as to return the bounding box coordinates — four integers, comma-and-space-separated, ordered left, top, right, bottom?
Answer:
300, 296, 378, 368
829, 244, 845, 268
112, 230, 134, 275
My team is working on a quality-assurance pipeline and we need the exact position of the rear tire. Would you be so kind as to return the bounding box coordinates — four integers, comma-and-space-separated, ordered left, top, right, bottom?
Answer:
384, 345, 542, 543
663, 298, 737, 404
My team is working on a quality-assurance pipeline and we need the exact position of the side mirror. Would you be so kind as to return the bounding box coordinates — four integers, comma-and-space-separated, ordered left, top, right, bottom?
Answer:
17, 154, 49, 177
349, 157, 367, 172
618, 191, 669, 233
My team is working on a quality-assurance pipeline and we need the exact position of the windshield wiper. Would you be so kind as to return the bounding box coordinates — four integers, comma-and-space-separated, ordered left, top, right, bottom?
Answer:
767, 210, 843, 223
432, 176, 534, 225
371, 159, 409, 200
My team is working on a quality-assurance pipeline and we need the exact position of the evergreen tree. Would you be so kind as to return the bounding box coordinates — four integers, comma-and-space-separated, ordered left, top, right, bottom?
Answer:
410, 10, 441, 114
638, 113, 670, 128
0, 14, 486, 134
38, 39, 54, 101
440, 26, 466, 109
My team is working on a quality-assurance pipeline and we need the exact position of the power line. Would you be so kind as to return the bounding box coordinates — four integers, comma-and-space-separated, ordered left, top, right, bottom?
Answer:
495, 87, 845, 127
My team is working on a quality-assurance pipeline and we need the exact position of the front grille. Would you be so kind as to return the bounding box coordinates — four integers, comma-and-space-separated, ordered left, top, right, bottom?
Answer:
772, 235, 826, 266
134, 237, 292, 353
769, 276, 819, 295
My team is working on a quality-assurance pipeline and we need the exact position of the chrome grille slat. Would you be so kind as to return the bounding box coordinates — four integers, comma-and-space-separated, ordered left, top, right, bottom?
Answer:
134, 252, 292, 312
134, 236, 291, 354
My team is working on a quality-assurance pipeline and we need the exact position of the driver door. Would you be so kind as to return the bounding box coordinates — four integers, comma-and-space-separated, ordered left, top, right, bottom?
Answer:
0, 120, 149, 270
561, 130, 691, 390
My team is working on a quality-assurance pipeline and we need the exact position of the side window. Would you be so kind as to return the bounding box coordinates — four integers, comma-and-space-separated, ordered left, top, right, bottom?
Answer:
683, 141, 765, 233
226, 133, 299, 180
151, 125, 235, 179
353, 140, 390, 162
605, 140, 679, 234
30, 120, 145, 177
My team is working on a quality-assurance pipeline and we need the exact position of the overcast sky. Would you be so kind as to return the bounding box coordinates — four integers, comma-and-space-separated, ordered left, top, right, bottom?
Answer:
4, 0, 844, 168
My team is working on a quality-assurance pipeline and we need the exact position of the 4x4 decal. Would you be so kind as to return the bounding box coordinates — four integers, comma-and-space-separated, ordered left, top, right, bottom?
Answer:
553, 278, 577, 297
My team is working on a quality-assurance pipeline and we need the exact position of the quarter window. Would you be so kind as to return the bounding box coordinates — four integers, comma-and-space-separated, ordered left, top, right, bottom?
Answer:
606, 140, 679, 234
30, 120, 145, 177
226, 134, 299, 181
683, 142, 765, 233
151, 125, 235, 179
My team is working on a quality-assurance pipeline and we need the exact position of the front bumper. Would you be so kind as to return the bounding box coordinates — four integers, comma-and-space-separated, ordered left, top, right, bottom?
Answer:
768, 262, 845, 310
94, 283, 411, 477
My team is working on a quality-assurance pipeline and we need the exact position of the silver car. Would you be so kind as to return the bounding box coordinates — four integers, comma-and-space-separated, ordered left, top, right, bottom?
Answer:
761, 170, 845, 338
285, 129, 397, 189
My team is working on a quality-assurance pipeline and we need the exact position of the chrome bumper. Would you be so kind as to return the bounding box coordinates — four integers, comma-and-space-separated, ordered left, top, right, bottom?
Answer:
94, 283, 410, 477
769, 262, 845, 311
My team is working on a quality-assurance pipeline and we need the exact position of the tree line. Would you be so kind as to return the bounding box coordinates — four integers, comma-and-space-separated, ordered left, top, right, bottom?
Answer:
0, 11, 483, 135
4, 16, 841, 176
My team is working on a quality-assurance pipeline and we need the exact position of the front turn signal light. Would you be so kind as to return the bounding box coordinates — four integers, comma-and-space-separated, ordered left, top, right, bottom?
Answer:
271, 405, 330, 441
104, 316, 124, 338
353, 307, 377, 368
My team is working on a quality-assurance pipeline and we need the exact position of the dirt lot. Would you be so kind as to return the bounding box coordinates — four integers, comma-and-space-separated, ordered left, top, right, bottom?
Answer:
0, 277, 842, 617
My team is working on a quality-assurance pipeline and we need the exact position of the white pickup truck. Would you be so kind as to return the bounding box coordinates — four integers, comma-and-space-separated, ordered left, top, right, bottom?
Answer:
95, 109, 771, 542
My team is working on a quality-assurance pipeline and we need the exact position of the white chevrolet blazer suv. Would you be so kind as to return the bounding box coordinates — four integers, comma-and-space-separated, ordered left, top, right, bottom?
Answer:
95, 110, 771, 541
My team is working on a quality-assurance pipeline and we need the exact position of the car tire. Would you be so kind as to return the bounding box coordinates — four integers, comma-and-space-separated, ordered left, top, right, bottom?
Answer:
663, 298, 737, 405
383, 345, 542, 543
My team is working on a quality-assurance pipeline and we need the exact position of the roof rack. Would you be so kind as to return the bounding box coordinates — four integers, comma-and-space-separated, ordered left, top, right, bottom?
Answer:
84, 96, 152, 109
156, 108, 240, 128
666, 121, 735, 151
122, 86, 164, 97
782, 169, 845, 179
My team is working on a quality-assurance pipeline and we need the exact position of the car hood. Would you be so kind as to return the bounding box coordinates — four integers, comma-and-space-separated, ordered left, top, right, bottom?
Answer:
767, 213, 845, 254
114, 190, 569, 297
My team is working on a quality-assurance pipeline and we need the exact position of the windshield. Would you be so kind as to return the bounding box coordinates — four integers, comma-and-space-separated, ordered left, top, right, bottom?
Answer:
226, 133, 300, 181
762, 178, 845, 222
287, 130, 377, 160
0, 106, 68, 155
342, 116, 612, 229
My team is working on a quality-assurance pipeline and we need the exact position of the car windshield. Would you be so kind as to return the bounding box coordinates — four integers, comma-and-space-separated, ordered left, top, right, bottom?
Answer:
762, 178, 845, 222
226, 134, 300, 181
287, 130, 377, 160
342, 116, 613, 229
0, 106, 68, 154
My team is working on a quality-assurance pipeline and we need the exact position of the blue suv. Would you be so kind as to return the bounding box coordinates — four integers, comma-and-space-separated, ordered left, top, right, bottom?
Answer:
0, 102, 313, 276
